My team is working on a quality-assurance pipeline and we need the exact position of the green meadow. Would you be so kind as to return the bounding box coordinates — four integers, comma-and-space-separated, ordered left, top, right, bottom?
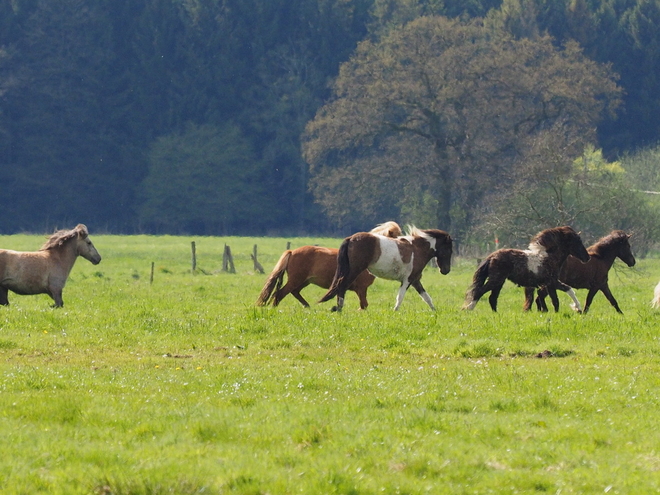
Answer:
1, 233, 660, 494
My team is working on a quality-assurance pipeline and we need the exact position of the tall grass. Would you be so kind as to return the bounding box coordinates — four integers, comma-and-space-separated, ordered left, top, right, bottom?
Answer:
1, 233, 659, 493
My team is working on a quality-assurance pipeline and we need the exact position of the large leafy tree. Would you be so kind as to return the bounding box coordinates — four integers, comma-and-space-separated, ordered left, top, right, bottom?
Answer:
486, 0, 660, 153
303, 16, 621, 233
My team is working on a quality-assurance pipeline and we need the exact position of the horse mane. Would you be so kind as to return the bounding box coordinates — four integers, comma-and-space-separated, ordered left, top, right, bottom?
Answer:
589, 230, 630, 257
370, 221, 402, 238
530, 226, 576, 249
40, 224, 88, 251
403, 225, 429, 240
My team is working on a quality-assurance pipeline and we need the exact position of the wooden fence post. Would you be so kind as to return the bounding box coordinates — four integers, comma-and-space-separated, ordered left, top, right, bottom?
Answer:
191, 241, 197, 274
251, 244, 264, 274
223, 244, 236, 273
150, 262, 155, 284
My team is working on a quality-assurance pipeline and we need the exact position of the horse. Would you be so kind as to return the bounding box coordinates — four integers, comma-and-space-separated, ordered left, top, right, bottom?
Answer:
524, 230, 635, 314
256, 222, 403, 309
463, 226, 590, 312
0, 224, 102, 307
652, 282, 660, 309
319, 226, 453, 311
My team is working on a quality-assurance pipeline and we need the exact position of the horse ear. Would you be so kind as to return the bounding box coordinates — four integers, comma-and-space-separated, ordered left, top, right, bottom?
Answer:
76, 224, 89, 238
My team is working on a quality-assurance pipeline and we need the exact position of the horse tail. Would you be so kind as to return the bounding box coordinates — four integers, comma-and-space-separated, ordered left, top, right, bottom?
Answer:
463, 257, 490, 308
319, 238, 351, 303
256, 250, 292, 306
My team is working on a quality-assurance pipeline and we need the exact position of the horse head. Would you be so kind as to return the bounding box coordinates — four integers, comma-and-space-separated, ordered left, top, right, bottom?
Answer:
535, 226, 589, 263
616, 231, 636, 267
426, 229, 452, 275
557, 227, 590, 263
74, 224, 102, 265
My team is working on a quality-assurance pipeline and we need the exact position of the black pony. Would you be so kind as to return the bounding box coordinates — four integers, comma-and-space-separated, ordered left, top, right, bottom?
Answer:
524, 230, 635, 314
463, 226, 589, 312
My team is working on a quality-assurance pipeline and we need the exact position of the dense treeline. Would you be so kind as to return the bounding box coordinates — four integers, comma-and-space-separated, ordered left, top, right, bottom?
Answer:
1, 0, 659, 240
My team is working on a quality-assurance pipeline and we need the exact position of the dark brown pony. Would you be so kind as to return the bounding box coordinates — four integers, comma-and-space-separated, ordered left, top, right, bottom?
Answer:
0, 224, 102, 307
524, 230, 635, 314
256, 222, 402, 309
463, 226, 589, 312
319, 227, 453, 311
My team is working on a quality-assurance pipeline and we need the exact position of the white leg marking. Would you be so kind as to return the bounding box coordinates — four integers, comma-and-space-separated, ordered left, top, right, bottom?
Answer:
566, 288, 582, 312
420, 291, 436, 310
394, 283, 409, 310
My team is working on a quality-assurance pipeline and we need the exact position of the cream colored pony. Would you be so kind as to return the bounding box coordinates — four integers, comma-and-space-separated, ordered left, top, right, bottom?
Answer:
0, 224, 101, 307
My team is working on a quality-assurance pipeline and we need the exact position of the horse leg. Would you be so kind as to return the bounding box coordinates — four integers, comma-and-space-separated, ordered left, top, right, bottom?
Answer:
0, 287, 9, 306
332, 294, 346, 312
582, 288, 597, 314
290, 290, 311, 308
274, 281, 309, 307
393, 282, 411, 310
523, 287, 535, 311
556, 282, 582, 313
599, 285, 623, 314
353, 288, 369, 310
487, 283, 504, 311
465, 276, 504, 311
534, 287, 549, 312
412, 280, 435, 311
536, 294, 548, 312
544, 285, 560, 312
49, 287, 64, 308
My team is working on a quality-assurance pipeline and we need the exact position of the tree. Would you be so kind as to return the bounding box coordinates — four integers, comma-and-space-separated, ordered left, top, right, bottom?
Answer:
303, 16, 621, 233
140, 123, 264, 235
0, 0, 145, 232
474, 124, 652, 246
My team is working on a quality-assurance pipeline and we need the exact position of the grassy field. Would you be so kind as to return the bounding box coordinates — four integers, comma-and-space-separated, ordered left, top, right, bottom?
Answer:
1, 232, 660, 494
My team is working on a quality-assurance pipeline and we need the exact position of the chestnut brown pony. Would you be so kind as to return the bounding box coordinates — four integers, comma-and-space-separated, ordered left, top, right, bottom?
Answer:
319, 226, 453, 312
524, 230, 635, 314
463, 226, 589, 312
256, 222, 402, 309
0, 224, 102, 307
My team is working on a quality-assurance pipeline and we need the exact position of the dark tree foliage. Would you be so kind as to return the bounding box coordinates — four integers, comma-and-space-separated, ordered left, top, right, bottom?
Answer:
0, 0, 372, 234
0, 0, 658, 235
487, 0, 660, 154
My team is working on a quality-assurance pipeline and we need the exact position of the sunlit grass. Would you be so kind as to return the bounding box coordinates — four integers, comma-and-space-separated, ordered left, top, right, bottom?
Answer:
1, 233, 660, 493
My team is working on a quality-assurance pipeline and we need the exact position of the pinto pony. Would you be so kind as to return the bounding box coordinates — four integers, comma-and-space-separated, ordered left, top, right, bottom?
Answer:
463, 226, 589, 312
524, 230, 635, 314
319, 227, 453, 311
256, 222, 402, 309
0, 224, 102, 307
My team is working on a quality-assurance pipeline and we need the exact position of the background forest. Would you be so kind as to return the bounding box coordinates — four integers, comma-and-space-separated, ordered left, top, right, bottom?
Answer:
1, 0, 660, 248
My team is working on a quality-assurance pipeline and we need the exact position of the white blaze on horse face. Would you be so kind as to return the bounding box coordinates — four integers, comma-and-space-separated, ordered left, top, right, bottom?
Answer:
369, 236, 413, 282
524, 242, 547, 275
